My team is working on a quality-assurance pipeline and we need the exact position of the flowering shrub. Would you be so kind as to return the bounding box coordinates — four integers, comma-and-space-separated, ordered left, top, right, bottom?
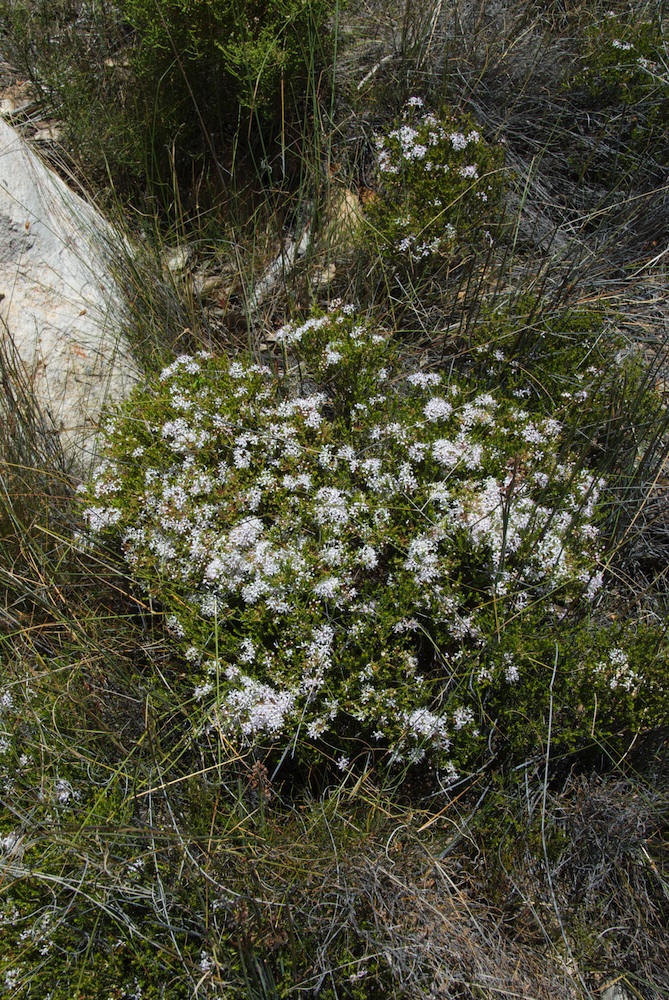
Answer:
567, 9, 669, 179
366, 100, 504, 268
574, 10, 667, 106
82, 307, 648, 778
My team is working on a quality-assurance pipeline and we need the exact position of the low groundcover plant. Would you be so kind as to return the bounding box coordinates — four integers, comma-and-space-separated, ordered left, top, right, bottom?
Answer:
81, 306, 647, 779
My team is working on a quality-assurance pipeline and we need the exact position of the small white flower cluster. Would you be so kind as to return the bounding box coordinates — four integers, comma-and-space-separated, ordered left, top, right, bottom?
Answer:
215, 675, 296, 739
274, 313, 332, 346
4, 968, 21, 991
502, 653, 520, 684
160, 353, 207, 380
450, 464, 605, 598
83, 503, 123, 533
596, 647, 641, 692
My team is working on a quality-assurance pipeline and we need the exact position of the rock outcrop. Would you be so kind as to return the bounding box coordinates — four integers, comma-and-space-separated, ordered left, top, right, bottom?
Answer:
0, 117, 138, 470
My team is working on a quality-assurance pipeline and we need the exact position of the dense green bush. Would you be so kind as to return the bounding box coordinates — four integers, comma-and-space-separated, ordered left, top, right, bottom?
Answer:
4, 1, 669, 995
0, 0, 148, 190
79, 306, 662, 780
124, 0, 335, 181
125, 0, 332, 114
0, 0, 335, 202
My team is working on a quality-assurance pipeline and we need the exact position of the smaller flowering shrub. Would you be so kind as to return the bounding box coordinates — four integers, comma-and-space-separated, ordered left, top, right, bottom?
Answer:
574, 11, 667, 106
567, 10, 669, 177
465, 302, 667, 442
81, 306, 651, 778
366, 100, 504, 268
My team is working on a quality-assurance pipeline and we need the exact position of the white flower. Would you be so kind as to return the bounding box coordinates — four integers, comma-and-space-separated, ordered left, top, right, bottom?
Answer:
312, 624, 335, 647
241, 578, 270, 604
161, 418, 210, 452
199, 952, 214, 973
54, 778, 76, 803
324, 347, 343, 366
523, 423, 545, 444
378, 149, 398, 173
166, 614, 185, 637
228, 517, 264, 549
581, 569, 603, 600
84, 505, 122, 532
274, 314, 331, 345
413, 237, 442, 259
337, 444, 358, 472
602, 647, 641, 692
397, 462, 418, 492
390, 124, 419, 157
358, 545, 379, 569
392, 618, 419, 633
222, 675, 295, 736
314, 577, 341, 600
405, 532, 441, 583
314, 487, 349, 528
194, 681, 213, 701
408, 441, 429, 462
432, 438, 466, 468
405, 708, 449, 747
542, 418, 562, 438
4, 969, 21, 991
459, 164, 479, 179
307, 718, 328, 739
423, 397, 453, 422
160, 354, 201, 380
504, 657, 520, 683
322, 543, 345, 566
239, 638, 255, 663
407, 371, 441, 388
453, 706, 474, 729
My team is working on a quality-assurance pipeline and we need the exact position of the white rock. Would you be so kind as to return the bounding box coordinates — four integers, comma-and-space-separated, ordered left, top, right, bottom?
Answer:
33, 125, 62, 143
0, 96, 33, 117
164, 245, 191, 274
0, 118, 138, 470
